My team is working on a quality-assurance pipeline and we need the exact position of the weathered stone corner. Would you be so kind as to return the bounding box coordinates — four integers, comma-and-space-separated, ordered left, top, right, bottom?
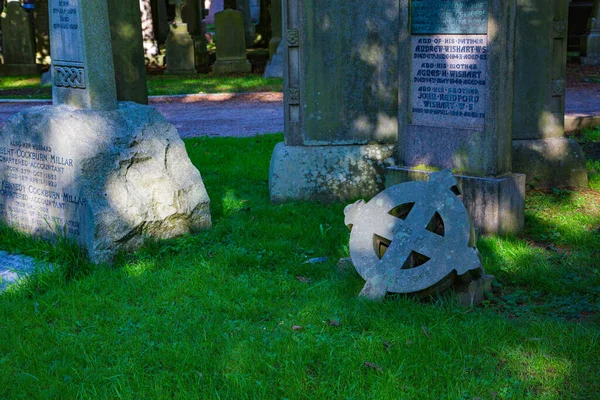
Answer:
269, 143, 397, 203
0, 102, 211, 264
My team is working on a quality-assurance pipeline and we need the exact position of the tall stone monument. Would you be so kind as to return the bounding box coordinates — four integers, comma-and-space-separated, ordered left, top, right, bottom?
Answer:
165, 0, 197, 74
212, 8, 252, 73
388, 0, 525, 235
513, 0, 588, 188
108, 0, 149, 104
0, 0, 40, 76
0, 0, 211, 263
581, 0, 600, 65
269, 0, 399, 202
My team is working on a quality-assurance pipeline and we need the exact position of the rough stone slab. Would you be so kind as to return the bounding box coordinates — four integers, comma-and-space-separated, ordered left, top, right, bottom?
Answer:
0, 251, 45, 292
269, 143, 397, 203
0, 102, 211, 263
513, 138, 588, 188
385, 167, 525, 235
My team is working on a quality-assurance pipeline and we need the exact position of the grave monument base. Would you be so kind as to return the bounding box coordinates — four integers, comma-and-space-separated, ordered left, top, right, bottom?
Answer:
385, 167, 525, 236
512, 138, 588, 188
269, 143, 397, 203
581, 34, 600, 65
0, 102, 211, 263
0, 64, 42, 76
212, 59, 252, 74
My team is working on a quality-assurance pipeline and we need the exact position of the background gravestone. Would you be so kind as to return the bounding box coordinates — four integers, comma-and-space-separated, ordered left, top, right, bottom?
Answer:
0, 0, 40, 76
236, 0, 255, 48
34, 0, 51, 66
263, 0, 282, 78
581, 0, 600, 65
212, 9, 251, 74
269, 0, 399, 203
387, 0, 525, 235
182, 0, 211, 73
512, 0, 588, 189
108, 0, 149, 104
165, 0, 197, 74
0, 0, 211, 263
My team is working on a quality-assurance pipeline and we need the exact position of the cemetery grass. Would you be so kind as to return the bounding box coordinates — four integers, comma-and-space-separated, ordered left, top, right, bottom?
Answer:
0, 75, 283, 99
0, 134, 599, 399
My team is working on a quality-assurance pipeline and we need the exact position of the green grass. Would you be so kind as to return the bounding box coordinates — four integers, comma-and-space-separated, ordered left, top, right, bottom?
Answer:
1, 134, 599, 399
0, 74, 283, 99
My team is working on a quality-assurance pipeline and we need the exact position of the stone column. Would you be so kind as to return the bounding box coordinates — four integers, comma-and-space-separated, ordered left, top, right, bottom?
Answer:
151, 0, 170, 44
165, 0, 197, 74
139, 0, 165, 67
212, 8, 251, 73
0, 0, 39, 76
269, 0, 398, 203
34, 0, 51, 66
49, 0, 117, 110
268, 0, 281, 58
513, 0, 587, 188
581, 0, 600, 64
108, 0, 149, 104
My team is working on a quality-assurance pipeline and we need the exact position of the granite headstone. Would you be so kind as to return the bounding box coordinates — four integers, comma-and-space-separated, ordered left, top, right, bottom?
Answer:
0, 0, 39, 76
212, 9, 252, 73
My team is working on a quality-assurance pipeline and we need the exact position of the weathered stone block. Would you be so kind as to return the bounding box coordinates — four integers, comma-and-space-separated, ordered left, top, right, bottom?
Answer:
0, 103, 211, 263
165, 24, 197, 75
269, 142, 396, 203
513, 138, 588, 188
213, 9, 251, 74
385, 167, 525, 236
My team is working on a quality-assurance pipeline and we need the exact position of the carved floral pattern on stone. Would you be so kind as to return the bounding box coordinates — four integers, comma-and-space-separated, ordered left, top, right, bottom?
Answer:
287, 29, 299, 47
551, 79, 565, 97
288, 88, 300, 105
553, 21, 566, 38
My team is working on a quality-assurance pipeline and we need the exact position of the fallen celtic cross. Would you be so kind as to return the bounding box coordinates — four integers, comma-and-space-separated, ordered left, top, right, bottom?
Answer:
344, 170, 484, 300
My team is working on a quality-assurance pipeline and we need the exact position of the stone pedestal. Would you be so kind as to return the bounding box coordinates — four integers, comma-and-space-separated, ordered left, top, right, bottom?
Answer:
581, 0, 600, 65
269, 143, 397, 203
0, 0, 39, 76
269, 0, 399, 202
165, 23, 197, 74
385, 168, 525, 236
513, 0, 588, 188
212, 9, 251, 73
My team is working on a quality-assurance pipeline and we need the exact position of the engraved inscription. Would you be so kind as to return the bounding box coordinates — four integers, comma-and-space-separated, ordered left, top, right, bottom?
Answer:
0, 141, 84, 237
50, 0, 84, 64
411, 0, 489, 35
411, 35, 488, 129
54, 65, 86, 89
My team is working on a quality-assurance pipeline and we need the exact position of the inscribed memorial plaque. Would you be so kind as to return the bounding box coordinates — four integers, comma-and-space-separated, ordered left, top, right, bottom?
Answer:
411, 0, 489, 35
411, 35, 488, 130
50, 0, 86, 89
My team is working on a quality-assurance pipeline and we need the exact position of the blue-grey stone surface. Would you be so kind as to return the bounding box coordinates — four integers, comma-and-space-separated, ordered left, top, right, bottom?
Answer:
0, 251, 41, 292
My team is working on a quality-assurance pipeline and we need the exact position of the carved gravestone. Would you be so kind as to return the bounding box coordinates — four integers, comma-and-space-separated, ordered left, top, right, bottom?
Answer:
0, 0, 40, 76
0, 0, 211, 264
344, 170, 485, 301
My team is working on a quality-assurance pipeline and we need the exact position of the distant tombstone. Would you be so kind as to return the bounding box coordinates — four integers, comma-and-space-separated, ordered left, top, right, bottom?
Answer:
182, 0, 211, 73
165, 0, 197, 74
108, 0, 149, 104
263, 0, 282, 77
151, 0, 170, 44
512, 0, 588, 189
581, 0, 600, 65
0, 0, 211, 263
344, 170, 486, 302
269, 0, 399, 202
139, 0, 165, 67
0, 0, 40, 76
388, 0, 525, 235
212, 9, 251, 73
263, 40, 283, 78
